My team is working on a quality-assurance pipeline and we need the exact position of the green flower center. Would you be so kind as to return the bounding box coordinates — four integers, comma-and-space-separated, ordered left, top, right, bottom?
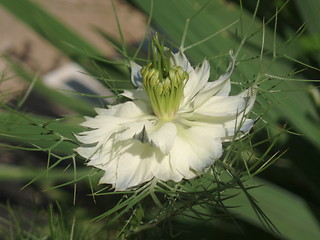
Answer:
140, 36, 189, 121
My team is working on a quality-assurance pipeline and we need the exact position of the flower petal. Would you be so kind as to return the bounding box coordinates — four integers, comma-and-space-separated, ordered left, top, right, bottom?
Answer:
122, 89, 148, 101
193, 87, 255, 119
113, 142, 153, 190
192, 79, 231, 110
193, 96, 246, 118
76, 132, 117, 167
112, 100, 153, 118
182, 59, 210, 106
76, 144, 100, 161
171, 52, 193, 72
99, 140, 161, 190
75, 129, 108, 144
223, 118, 255, 141
169, 125, 222, 176
236, 88, 257, 115
93, 100, 151, 117
192, 52, 235, 108
116, 121, 151, 142
153, 155, 184, 182
130, 61, 143, 88
148, 122, 177, 154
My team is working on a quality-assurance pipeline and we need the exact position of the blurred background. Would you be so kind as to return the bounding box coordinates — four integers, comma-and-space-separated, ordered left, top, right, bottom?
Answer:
0, 0, 319, 239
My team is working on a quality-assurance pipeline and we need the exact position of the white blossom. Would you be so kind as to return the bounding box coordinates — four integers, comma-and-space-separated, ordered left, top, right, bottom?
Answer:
76, 39, 255, 191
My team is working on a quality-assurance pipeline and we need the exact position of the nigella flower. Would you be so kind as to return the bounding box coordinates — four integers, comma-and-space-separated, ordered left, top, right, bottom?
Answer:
76, 36, 256, 191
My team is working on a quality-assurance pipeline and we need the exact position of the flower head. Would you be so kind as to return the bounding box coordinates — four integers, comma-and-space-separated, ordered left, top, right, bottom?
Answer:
76, 37, 256, 191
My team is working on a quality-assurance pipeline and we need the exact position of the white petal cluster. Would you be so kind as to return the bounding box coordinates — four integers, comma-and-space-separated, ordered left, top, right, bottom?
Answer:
76, 51, 256, 191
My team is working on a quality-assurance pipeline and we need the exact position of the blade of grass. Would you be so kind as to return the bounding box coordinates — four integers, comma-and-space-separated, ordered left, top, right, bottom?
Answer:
0, 110, 83, 155
226, 177, 320, 240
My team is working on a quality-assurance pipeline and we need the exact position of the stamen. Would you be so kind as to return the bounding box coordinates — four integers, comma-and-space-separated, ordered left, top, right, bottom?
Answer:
140, 36, 189, 121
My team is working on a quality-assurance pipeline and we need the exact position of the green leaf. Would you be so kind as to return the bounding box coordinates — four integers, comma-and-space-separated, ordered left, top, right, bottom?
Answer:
293, 0, 320, 35
0, 164, 91, 182
226, 177, 320, 240
0, 110, 82, 155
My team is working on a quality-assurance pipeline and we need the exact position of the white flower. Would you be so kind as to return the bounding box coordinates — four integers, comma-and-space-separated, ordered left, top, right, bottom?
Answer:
76, 39, 256, 191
